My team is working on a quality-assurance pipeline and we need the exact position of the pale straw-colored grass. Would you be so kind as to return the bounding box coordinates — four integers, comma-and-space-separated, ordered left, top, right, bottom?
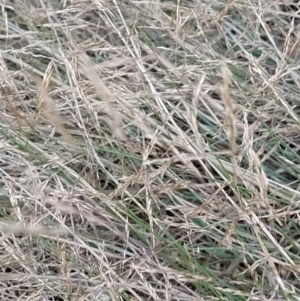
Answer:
0, 1, 300, 301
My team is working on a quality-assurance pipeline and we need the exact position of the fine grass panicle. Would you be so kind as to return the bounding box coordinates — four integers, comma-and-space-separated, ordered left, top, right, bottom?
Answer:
0, 1, 300, 301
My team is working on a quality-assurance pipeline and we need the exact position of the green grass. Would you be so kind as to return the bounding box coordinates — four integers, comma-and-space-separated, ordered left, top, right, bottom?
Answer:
0, 0, 300, 300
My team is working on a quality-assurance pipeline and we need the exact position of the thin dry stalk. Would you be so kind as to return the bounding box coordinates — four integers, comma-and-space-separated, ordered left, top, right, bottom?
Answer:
79, 54, 127, 142
36, 60, 77, 149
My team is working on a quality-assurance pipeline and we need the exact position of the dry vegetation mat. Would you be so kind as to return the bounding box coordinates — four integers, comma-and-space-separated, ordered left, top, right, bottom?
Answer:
0, 0, 300, 300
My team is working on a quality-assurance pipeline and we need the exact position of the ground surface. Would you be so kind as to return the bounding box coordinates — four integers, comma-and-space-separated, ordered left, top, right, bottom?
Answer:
0, 0, 300, 300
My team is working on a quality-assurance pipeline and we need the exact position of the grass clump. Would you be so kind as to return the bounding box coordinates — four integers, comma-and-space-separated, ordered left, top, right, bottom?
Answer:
0, 0, 300, 300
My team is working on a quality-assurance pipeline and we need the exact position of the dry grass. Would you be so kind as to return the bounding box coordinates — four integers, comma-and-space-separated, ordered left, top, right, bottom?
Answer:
0, 0, 300, 300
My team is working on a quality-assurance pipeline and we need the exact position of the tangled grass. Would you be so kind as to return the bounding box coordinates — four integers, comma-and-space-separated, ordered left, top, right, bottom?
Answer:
0, 0, 300, 300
